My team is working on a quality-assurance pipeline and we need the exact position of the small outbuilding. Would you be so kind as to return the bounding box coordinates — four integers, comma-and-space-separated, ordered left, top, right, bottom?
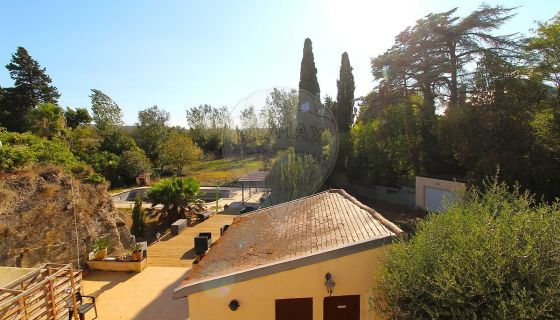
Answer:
173, 189, 403, 320
415, 176, 466, 212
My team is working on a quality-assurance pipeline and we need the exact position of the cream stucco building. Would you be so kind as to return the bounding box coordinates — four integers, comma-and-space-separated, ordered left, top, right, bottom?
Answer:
173, 189, 403, 320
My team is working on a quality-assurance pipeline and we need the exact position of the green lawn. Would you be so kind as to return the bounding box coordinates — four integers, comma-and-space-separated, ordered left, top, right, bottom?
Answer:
182, 156, 264, 186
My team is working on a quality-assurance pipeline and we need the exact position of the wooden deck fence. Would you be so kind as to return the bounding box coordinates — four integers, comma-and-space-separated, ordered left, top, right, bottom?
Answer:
0, 264, 83, 320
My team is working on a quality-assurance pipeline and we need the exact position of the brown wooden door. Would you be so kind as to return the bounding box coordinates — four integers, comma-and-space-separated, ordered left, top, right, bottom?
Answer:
323, 295, 360, 320
275, 297, 313, 320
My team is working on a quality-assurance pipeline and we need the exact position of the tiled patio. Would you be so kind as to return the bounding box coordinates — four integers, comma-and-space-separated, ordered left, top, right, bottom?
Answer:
82, 192, 264, 319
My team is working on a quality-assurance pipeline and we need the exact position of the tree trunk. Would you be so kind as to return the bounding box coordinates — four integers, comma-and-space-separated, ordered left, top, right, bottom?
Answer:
449, 41, 458, 108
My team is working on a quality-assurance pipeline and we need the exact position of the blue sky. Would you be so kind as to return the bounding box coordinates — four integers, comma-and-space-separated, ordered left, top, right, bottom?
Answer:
0, 0, 558, 126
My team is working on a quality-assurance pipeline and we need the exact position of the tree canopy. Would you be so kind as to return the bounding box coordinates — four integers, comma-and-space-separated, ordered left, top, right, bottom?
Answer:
159, 131, 202, 174
335, 52, 355, 133
90, 89, 124, 132
0, 47, 60, 132
135, 105, 170, 163
299, 38, 320, 98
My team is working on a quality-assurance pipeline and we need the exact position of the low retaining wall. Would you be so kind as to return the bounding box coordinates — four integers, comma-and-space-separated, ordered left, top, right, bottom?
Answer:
87, 257, 147, 273
345, 184, 416, 208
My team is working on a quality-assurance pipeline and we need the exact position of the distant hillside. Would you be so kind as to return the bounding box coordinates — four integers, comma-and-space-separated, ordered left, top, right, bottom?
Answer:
0, 166, 132, 267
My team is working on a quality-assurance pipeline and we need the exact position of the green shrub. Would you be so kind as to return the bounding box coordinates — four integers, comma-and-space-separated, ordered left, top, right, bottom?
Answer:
131, 197, 146, 238
0, 131, 81, 170
0, 145, 35, 171
84, 173, 105, 185
372, 178, 560, 319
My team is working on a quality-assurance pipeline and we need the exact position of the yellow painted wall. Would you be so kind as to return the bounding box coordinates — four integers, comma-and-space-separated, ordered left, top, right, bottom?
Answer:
187, 246, 389, 320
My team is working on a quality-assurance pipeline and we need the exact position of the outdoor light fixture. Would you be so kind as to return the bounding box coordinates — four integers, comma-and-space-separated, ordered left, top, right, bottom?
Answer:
325, 272, 336, 296
228, 299, 240, 311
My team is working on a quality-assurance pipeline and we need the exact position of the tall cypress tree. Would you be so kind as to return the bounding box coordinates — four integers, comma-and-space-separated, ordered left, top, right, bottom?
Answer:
298, 38, 320, 98
2, 47, 60, 132
335, 52, 355, 133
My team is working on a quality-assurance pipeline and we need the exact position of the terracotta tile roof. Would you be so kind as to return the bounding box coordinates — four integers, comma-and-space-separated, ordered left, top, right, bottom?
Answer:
181, 189, 402, 286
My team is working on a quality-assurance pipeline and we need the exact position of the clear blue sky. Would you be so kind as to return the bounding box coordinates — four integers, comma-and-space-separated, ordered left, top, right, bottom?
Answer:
0, 0, 557, 126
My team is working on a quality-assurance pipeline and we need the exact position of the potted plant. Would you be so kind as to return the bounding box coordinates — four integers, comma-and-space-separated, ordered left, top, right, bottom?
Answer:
93, 237, 109, 260
131, 243, 143, 262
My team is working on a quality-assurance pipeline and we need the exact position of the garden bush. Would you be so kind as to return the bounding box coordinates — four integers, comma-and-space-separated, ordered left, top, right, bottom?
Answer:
372, 178, 560, 319
131, 197, 146, 238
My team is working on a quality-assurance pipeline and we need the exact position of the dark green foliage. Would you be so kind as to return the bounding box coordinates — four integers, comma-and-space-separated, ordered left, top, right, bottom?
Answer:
373, 178, 560, 319
146, 177, 204, 225
100, 129, 137, 154
131, 197, 146, 238
1, 47, 60, 132
65, 107, 91, 129
439, 53, 560, 200
335, 52, 355, 133
135, 105, 170, 163
118, 149, 152, 184
351, 7, 560, 200
298, 38, 320, 98
350, 101, 422, 186
83, 173, 105, 184
28, 103, 66, 138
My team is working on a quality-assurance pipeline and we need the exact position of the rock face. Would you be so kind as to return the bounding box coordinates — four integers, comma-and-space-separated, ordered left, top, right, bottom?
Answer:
0, 166, 132, 267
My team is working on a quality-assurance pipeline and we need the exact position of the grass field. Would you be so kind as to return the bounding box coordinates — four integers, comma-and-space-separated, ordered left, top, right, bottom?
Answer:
183, 156, 264, 186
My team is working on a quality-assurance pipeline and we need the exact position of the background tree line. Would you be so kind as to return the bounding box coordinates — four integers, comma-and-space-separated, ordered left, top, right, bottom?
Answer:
348, 6, 560, 201
0, 48, 205, 186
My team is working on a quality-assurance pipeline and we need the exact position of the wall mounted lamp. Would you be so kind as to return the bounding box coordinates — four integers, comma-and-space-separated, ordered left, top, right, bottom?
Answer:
228, 299, 240, 311
325, 272, 336, 296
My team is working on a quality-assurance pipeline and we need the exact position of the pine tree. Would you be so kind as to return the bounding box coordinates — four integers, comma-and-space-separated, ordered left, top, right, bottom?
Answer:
335, 52, 355, 133
298, 38, 320, 98
2, 47, 60, 132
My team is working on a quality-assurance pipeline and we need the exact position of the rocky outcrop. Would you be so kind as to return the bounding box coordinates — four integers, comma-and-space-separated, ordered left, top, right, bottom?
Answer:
0, 166, 132, 267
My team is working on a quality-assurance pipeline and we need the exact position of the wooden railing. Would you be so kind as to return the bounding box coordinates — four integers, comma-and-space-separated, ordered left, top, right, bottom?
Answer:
0, 264, 83, 320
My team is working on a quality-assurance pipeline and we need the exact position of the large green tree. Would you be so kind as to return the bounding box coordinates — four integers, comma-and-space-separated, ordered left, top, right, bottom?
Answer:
65, 107, 91, 129
371, 5, 517, 110
298, 38, 320, 98
334, 52, 355, 133
1, 47, 60, 132
185, 104, 229, 156
159, 131, 202, 174
119, 149, 152, 184
90, 89, 123, 132
135, 105, 170, 163
527, 12, 560, 99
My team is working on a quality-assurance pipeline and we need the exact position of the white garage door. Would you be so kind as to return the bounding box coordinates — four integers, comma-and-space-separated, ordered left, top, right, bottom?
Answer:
425, 187, 457, 212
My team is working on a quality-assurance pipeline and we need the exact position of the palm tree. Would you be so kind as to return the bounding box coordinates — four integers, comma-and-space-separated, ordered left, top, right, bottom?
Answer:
146, 177, 204, 225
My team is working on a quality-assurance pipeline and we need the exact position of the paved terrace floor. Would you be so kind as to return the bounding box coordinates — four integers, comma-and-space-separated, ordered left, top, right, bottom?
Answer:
147, 214, 236, 267
82, 191, 263, 319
